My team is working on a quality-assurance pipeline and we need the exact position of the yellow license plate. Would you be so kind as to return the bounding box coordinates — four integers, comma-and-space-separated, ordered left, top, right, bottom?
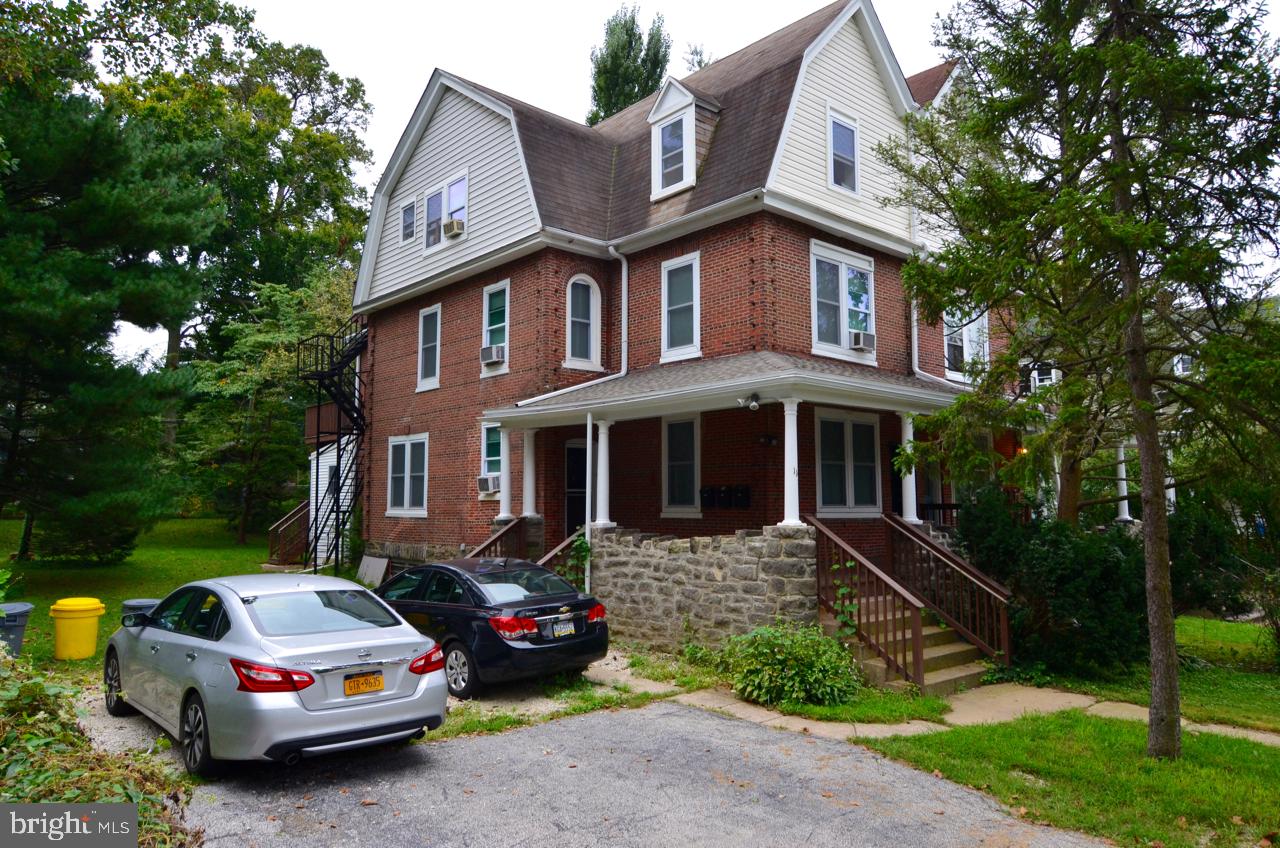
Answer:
343, 671, 384, 696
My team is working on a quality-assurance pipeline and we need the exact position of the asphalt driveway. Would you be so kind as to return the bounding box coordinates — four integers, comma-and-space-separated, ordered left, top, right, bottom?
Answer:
190, 701, 1099, 848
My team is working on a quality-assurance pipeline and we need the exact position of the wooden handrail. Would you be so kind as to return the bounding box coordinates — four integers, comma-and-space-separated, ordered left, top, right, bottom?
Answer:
269, 500, 308, 534
884, 513, 1011, 599
537, 527, 584, 568
805, 515, 926, 687
467, 516, 527, 560
267, 500, 309, 565
538, 527, 586, 590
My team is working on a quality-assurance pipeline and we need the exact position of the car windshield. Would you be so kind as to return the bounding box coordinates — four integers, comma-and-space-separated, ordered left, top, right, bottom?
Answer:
244, 590, 400, 636
470, 567, 576, 605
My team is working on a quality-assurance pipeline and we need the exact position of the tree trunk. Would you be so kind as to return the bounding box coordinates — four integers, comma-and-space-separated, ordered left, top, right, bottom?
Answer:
1105, 1, 1181, 758
237, 485, 250, 545
16, 511, 34, 561
1056, 451, 1084, 526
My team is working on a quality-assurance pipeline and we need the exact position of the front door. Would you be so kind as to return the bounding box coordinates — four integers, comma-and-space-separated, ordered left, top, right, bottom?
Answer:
565, 442, 587, 535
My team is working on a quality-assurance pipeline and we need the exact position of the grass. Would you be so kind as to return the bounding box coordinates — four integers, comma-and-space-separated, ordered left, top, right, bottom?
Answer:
861, 710, 1280, 848
1176, 616, 1276, 671
778, 688, 950, 725
622, 643, 727, 692
1, 518, 268, 674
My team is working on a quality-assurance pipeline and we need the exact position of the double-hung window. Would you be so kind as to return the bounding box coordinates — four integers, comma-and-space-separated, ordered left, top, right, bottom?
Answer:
422, 172, 467, 253
423, 190, 443, 251
447, 175, 467, 225
662, 415, 700, 517
481, 280, 509, 375
564, 275, 601, 370
828, 107, 859, 194
480, 424, 502, 495
944, 310, 989, 379
815, 410, 879, 516
400, 201, 415, 243
387, 434, 428, 516
810, 241, 875, 361
650, 105, 695, 199
661, 252, 700, 362
417, 305, 441, 392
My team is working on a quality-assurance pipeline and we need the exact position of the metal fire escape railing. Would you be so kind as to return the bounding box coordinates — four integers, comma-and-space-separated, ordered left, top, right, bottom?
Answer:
298, 315, 368, 571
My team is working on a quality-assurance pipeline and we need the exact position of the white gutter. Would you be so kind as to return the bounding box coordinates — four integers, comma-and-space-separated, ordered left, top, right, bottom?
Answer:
516, 245, 631, 407
911, 302, 964, 391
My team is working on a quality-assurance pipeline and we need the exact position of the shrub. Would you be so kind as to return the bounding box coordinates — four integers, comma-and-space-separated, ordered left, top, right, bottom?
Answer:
1168, 491, 1251, 617
719, 622, 860, 707
0, 653, 199, 847
959, 486, 1148, 675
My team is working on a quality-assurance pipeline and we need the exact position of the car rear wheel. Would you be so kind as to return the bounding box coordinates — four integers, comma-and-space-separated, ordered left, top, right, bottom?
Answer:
444, 642, 478, 699
103, 650, 137, 717
180, 693, 219, 777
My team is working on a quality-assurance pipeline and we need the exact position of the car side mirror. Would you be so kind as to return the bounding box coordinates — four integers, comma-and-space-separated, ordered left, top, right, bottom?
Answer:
121, 612, 149, 629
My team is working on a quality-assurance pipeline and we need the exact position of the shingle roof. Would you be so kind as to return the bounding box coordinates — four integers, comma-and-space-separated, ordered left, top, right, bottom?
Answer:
451, 0, 850, 240
502, 350, 961, 413
905, 61, 956, 106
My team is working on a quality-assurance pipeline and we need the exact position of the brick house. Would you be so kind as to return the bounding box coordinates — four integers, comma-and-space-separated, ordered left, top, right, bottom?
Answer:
287, 0, 1017, 691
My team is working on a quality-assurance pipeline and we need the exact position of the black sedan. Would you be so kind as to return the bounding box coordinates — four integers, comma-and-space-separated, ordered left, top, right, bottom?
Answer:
374, 558, 609, 698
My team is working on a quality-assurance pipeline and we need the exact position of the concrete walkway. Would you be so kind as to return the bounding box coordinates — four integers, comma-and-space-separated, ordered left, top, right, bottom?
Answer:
674, 682, 1280, 748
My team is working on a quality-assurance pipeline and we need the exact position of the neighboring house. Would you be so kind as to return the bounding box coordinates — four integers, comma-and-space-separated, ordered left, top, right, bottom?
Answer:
276, 0, 1021, 692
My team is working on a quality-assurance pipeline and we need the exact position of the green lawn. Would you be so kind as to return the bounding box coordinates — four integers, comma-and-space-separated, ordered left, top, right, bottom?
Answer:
1, 518, 267, 674
779, 689, 950, 725
1176, 616, 1275, 670
861, 710, 1280, 848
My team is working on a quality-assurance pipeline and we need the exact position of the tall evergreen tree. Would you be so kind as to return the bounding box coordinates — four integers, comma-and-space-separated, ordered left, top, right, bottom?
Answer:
880, 0, 1280, 758
586, 5, 671, 126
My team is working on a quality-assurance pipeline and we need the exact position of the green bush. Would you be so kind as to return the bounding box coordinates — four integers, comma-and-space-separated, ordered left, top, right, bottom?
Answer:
0, 653, 198, 847
719, 622, 861, 707
1168, 490, 1251, 617
959, 486, 1148, 674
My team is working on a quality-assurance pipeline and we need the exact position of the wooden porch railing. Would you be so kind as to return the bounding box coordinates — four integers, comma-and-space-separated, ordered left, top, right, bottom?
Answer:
467, 516, 528, 560
805, 515, 926, 688
268, 501, 308, 565
538, 527, 586, 590
884, 512, 1012, 665
917, 502, 962, 527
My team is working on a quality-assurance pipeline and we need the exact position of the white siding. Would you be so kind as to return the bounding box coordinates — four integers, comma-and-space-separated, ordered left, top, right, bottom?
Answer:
366, 88, 540, 303
771, 17, 912, 241
308, 438, 355, 565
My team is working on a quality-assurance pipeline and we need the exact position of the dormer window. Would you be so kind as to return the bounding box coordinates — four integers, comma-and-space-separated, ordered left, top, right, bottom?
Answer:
650, 107, 695, 200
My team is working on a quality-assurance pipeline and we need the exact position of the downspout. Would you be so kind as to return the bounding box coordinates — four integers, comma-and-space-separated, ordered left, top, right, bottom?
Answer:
584, 411, 594, 593
911, 301, 964, 391
515, 246, 630, 407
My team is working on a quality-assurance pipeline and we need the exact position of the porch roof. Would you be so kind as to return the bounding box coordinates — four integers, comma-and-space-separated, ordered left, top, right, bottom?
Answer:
483, 351, 964, 427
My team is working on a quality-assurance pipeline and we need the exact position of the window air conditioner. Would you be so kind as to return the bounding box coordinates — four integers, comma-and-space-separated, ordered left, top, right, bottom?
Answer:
480, 344, 506, 366
443, 219, 465, 238
476, 474, 501, 494
848, 331, 876, 352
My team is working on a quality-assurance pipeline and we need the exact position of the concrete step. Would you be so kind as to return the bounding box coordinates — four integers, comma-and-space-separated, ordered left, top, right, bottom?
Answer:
861, 639, 983, 683
886, 661, 988, 698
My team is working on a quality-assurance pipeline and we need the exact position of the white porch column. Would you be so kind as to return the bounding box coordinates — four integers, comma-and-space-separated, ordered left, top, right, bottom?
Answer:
593, 420, 615, 528
779, 398, 803, 527
899, 412, 921, 524
497, 427, 514, 521
1116, 444, 1132, 522
521, 429, 538, 517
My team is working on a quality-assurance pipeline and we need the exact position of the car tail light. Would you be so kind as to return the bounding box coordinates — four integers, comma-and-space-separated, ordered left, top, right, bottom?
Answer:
230, 658, 315, 692
489, 615, 538, 640
587, 603, 607, 623
409, 646, 444, 674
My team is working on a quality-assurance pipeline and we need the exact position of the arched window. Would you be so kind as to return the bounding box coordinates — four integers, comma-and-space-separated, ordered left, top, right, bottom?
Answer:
563, 274, 602, 370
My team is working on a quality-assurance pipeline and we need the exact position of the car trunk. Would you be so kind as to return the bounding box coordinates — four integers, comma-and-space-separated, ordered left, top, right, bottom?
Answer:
259, 630, 431, 711
505, 594, 599, 645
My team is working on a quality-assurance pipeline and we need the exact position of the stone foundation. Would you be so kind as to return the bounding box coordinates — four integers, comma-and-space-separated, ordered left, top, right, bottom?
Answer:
366, 539, 466, 564
589, 524, 818, 650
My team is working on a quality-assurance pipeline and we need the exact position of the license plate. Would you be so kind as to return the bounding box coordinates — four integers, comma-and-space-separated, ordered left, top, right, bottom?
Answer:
552, 620, 575, 639
343, 671, 384, 696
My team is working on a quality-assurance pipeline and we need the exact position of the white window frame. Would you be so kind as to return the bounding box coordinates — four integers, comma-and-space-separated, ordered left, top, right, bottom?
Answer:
386, 433, 429, 517
813, 408, 881, 518
479, 423, 502, 500
661, 414, 701, 518
809, 240, 876, 365
944, 310, 990, 382
1172, 353, 1194, 376
421, 169, 468, 256
399, 199, 416, 244
660, 251, 701, 363
480, 279, 510, 378
416, 304, 441, 392
826, 103, 860, 197
650, 104, 696, 201
562, 274, 603, 372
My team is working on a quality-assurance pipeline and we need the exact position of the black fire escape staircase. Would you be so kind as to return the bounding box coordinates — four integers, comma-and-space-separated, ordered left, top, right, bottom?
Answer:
297, 316, 368, 571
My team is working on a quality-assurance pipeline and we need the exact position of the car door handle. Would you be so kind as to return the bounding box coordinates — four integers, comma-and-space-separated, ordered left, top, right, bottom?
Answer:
149, 645, 159, 654
185, 651, 197, 662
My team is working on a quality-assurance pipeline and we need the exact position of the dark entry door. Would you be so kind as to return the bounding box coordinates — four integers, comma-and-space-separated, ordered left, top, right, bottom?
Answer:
565, 443, 587, 534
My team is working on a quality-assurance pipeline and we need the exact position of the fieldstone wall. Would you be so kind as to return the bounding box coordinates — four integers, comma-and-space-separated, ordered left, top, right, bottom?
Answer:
589, 524, 819, 650
366, 539, 465, 564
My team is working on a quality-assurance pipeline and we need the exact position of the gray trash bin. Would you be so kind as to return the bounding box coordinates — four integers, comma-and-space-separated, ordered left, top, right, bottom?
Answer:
0, 602, 35, 658
121, 599, 160, 618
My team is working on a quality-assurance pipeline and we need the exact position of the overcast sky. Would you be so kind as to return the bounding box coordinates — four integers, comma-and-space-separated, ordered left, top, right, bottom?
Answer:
111, 0, 1278, 361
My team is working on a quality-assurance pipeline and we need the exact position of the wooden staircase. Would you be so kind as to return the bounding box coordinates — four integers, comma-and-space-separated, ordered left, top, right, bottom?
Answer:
807, 514, 1011, 698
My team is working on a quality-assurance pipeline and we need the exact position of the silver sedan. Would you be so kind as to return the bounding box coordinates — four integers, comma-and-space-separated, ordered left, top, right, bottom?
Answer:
104, 573, 448, 775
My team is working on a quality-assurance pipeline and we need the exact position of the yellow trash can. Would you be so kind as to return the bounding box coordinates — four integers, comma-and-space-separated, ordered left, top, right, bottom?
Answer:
50, 597, 106, 660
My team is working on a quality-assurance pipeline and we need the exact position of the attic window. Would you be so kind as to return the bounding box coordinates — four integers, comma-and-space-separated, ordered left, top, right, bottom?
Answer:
650, 106, 695, 200
828, 107, 859, 195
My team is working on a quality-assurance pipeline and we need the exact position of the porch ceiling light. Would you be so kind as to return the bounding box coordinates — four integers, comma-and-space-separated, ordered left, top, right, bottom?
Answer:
737, 392, 761, 411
